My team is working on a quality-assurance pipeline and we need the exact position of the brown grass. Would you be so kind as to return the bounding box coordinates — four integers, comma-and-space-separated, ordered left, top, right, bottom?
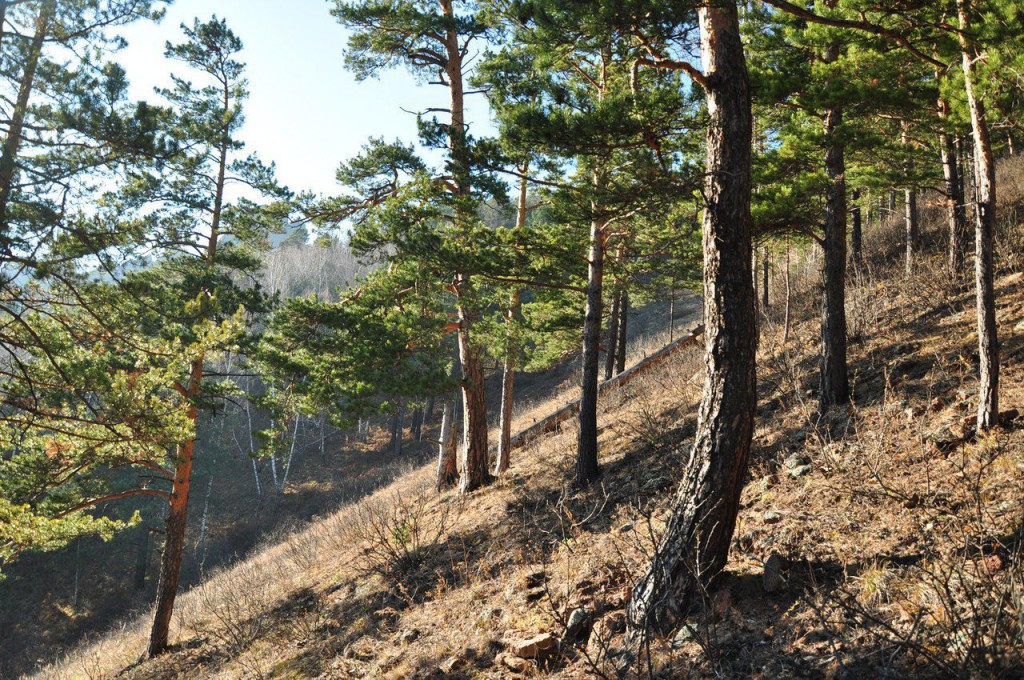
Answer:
32, 176, 1024, 678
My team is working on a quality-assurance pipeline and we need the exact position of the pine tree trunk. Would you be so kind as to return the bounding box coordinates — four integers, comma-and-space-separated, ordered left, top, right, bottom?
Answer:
761, 245, 769, 310
959, 0, 1000, 430
604, 288, 620, 381
939, 96, 968, 278
888, 189, 897, 216
615, 291, 629, 375
436, 399, 458, 492
389, 400, 403, 455
851, 189, 862, 265
457, 325, 490, 492
626, 1, 755, 640
820, 102, 849, 409
575, 214, 606, 487
783, 239, 791, 344
495, 287, 520, 475
410, 406, 423, 443
149, 411, 198, 655
0, 0, 54, 229
904, 187, 918, 276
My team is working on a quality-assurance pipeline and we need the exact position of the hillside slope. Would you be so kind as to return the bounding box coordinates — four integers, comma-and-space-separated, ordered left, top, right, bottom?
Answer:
37, 170, 1024, 678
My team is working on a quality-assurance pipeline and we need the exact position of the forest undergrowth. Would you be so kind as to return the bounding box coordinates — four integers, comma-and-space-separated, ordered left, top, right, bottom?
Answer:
35, 161, 1024, 679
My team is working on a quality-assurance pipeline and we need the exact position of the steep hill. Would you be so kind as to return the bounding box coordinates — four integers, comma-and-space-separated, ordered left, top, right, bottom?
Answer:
33, 162, 1024, 679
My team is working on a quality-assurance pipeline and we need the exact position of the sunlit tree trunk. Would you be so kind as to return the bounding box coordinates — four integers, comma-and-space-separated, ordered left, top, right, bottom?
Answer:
626, 1, 756, 641
958, 0, 999, 430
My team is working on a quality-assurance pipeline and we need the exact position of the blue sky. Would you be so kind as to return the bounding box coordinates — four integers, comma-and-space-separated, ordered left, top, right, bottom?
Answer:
117, 0, 495, 197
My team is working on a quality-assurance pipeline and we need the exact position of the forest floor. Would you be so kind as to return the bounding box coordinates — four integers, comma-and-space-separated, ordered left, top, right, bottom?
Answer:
32, 163, 1024, 679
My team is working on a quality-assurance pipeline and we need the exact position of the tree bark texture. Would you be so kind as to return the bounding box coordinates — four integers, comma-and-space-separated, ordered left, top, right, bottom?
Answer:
626, 1, 756, 641
575, 215, 606, 487
604, 289, 620, 381
0, 0, 54, 230
959, 0, 999, 430
820, 103, 850, 409
615, 290, 629, 375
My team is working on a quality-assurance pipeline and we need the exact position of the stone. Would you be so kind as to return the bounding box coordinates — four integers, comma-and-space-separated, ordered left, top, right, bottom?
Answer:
925, 427, 962, 455
439, 655, 463, 673
712, 588, 733, 618
763, 553, 787, 594
496, 652, 530, 673
1000, 408, 1020, 425
563, 608, 590, 644
671, 621, 700, 649
618, 522, 635, 533
525, 586, 546, 602
787, 464, 812, 479
791, 430, 807, 443
510, 633, 558, 659
784, 453, 811, 469
763, 510, 782, 524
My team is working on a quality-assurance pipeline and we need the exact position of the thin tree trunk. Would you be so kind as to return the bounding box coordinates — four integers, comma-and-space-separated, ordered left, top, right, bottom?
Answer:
820, 98, 850, 409
615, 290, 629, 375
435, 399, 458, 492
959, 0, 999, 430
888, 189, 897, 216
761, 245, 769, 310
902, 125, 918, 276
575, 211, 606, 487
149, 385, 200, 656
389, 401, 403, 455
195, 467, 214, 575
626, 1, 755, 642
939, 97, 968, 278
281, 417, 299, 488
784, 238, 791, 343
850, 189, 862, 265
604, 288, 620, 381
904, 186, 918, 275
669, 278, 676, 342
495, 288, 520, 476
410, 406, 423, 442
0, 0, 54, 229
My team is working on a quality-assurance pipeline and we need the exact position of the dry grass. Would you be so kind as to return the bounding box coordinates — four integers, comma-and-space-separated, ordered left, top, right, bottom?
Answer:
32, 177, 1024, 678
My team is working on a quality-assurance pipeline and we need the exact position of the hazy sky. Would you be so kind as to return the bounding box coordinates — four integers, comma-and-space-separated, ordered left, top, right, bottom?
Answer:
117, 0, 494, 197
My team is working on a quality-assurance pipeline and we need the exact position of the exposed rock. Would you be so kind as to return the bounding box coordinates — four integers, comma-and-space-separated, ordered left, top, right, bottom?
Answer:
763, 553, 787, 594
510, 633, 558, 659
790, 430, 807, 443
397, 628, 420, 644
784, 453, 811, 469
495, 652, 530, 673
925, 426, 962, 455
618, 522, 635, 533
1000, 408, 1020, 425
562, 607, 590, 644
439, 655, 463, 673
671, 620, 700, 649
787, 464, 812, 479
763, 510, 782, 524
